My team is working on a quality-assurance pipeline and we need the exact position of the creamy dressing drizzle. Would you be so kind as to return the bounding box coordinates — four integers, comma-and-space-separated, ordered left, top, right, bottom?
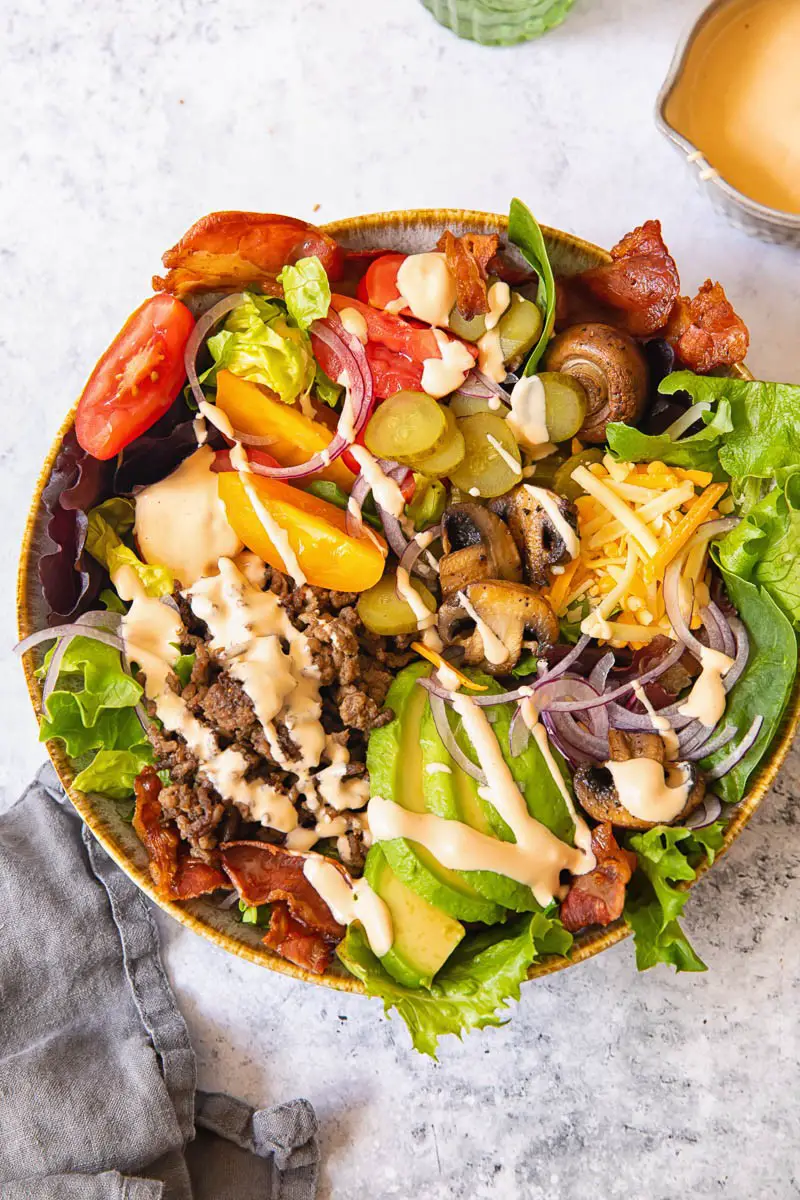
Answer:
337, 307, 368, 344
199, 399, 235, 440
520, 702, 594, 858
487, 433, 522, 477
632, 681, 680, 759
393, 252, 456, 328
134, 446, 243, 587
604, 758, 692, 824
524, 485, 580, 559
348, 445, 406, 518
678, 645, 733, 727
507, 376, 549, 450
477, 328, 506, 383
302, 857, 393, 957
239, 472, 307, 587
421, 329, 475, 398
456, 589, 509, 665
484, 281, 511, 331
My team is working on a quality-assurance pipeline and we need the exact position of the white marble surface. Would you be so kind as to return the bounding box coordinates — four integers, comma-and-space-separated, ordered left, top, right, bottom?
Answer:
2, 0, 799, 1194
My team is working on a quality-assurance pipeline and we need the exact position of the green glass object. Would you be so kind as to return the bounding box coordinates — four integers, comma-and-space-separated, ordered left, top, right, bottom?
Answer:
421, 0, 577, 45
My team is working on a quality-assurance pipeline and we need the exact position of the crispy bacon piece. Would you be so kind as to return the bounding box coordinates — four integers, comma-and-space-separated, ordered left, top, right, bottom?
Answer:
560, 822, 638, 933
219, 840, 344, 940
263, 902, 336, 974
573, 220, 680, 337
665, 279, 749, 373
133, 769, 228, 900
436, 230, 499, 320
153, 211, 344, 298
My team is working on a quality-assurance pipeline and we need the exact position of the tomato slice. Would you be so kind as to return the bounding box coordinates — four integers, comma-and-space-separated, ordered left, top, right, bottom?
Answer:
75, 295, 195, 460
364, 343, 424, 399
329, 294, 441, 361
359, 253, 407, 310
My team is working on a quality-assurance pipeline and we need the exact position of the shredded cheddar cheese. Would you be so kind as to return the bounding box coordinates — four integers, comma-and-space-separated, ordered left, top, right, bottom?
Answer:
543, 459, 729, 648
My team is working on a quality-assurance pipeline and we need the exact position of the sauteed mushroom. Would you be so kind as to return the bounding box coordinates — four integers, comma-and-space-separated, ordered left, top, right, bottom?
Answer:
573, 728, 705, 830
490, 485, 578, 588
438, 503, 522, 598
543, 322, 648, 443
437, 580, 558, 675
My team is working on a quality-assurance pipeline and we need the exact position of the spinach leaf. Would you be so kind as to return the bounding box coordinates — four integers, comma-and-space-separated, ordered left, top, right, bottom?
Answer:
701, 566, 797, 803
507, 198, 556, 372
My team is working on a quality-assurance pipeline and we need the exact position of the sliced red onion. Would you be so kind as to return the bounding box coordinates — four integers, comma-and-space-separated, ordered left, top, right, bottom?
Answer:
537, 634, 591, 684
508, 705, 531, 757
16, 622, 125, 657
538, 639, 686, 714
607, 702, 695, 732
540, 712, 598, 766
230, 429, 281, 449
700, 607, 724, 653
375, 503, 409, 558
683, 793, 723, 829
472, 369, 509, 399
397, 523, 441, 587
37, 611, 124, 707
345, 473, 370, 537
134, 702, 151, 736
705, 715, 763, 780
705, 601, 736, 658
418, 676, 535, 708
546, 711, 608, 762
217, 890, 240, 910
687, 722, 736, 761
184, 292, 248, 410
663, 555, 708, 659
429, 694, 486, 785
724, 617, 749, 692
588, 651, 615, 694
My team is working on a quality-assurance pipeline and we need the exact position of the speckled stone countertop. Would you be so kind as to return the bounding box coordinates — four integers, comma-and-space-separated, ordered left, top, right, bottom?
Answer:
2, 0, 799, 1195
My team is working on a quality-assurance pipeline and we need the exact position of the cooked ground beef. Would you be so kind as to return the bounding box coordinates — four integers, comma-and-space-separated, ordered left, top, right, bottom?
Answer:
146, 567, 414, 870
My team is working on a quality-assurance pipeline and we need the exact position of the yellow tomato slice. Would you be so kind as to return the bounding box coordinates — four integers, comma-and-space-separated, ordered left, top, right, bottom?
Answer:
218, 471, 387, 592
215, 370, 356, 492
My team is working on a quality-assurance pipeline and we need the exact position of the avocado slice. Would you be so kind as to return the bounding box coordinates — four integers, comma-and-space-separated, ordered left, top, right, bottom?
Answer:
364, 844, 464, 988
421, 671, 578, 913
367, 662, 503, 924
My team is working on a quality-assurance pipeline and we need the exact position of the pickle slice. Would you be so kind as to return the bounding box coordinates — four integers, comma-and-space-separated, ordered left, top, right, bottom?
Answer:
498, 295, 544, 367
410, 408, 466, 477
364, 391, 447, 464
449, 413, 522, 498
553, 448, 604, 501
357, 573, 437, 636
448, 308, 487, 343
449, 392, 510, 419
539, 372, 588, 443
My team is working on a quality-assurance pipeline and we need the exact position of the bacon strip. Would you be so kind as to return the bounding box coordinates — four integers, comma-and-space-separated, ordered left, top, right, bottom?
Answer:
219, 841, 344, 942
436, 231, 499, 320
133, 769, 228, 900
153, 211, 344, 298
263, 902, 336, 974
665, 279, 749, 373
578, 220, 680, 337
560, 822, 638, 933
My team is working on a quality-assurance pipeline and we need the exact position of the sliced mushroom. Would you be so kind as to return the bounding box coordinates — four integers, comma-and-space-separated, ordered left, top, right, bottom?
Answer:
543, 322, 648, 444
438, 503, 522, 598
437, 580, 558, 675
490, 485, 578, 588
573, 728, 705, 830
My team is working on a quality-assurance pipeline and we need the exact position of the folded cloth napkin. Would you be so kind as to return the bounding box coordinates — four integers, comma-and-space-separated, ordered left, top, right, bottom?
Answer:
0, 764, 320, 1200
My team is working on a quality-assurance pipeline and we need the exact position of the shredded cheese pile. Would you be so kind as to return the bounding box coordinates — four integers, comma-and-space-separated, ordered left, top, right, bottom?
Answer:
544, 449, 731, 649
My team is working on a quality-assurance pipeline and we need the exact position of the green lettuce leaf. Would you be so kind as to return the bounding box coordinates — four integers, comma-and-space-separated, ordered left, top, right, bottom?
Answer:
277, 256, 331, 330
508, 198, 556, 372
207, 293, 315, 404
100, 588, 127, 614
701, 566, 797, 802
717, 474, 800, 627
624, 821, 726, 972
73, 747, 153, 801
41, 692, 148, 758
314, 364, 343, 408
52, 636, 143, 727
86, 499, 173, 598
172, 651, 196, 689
338, 910, 571, 1058
607, 397, 733, 477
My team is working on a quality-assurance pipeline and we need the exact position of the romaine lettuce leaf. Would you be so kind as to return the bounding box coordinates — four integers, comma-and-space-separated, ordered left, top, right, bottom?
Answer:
86, 498, 173, 598
607, 398, 733, 477
207, 293, 315, 404
314, 364, 343, 408
73, 747, 153, 801
277, 255, 331, 330
624, 821, 725, 972
508, 198, 556, 372
717, 474, 800, 627
338, 910, 571, 1058
701, 566, 797, 802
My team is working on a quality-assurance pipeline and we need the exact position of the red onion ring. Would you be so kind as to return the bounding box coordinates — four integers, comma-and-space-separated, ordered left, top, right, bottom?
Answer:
374, 503, 409, 559
16, 622, 125, 658
687, 722, 737, 761
472, 369, 509, 398
537, 634, 591, 684
700, 607, 724, 653
396, 524, 441, 588
184, 292, 248, 410
683, 793, 723, 829
508, 705, 531, 757
37, 612, 124, 707
428, 694, 486, 784
537, 639, 686, 714
705, 715, 763, 780
588, 651, 615, 695
723, 617, 749, 693
345, 473, 371, 537
606, 702, 695, 732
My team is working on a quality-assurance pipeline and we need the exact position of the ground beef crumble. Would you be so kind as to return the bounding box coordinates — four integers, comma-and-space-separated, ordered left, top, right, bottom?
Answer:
145, 567, 414, 872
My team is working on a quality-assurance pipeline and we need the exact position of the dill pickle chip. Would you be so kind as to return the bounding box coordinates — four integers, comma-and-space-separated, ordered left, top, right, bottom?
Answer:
449, 392, 510, 419
538, 372, 588, 443
357, 574, 437, 636
409, 408, 466, 478
553, 448, 604, 501
498, 295, 544, 367
448, 307, 487, 342
364, 390, 447, 464
449, 413, 522, 498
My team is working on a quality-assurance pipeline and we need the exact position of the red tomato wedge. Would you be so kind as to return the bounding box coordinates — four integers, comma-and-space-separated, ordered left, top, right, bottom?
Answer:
364, 342, 424, 399
358, 253, 406, 311
330, 294, 442, 359
75, 295, 195, 460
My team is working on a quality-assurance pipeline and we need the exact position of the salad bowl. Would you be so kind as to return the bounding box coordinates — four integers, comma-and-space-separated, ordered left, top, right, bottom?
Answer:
17, 207, 800, 1000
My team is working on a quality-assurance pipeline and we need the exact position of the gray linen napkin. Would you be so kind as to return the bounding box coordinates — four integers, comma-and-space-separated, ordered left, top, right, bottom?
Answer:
0, 764, 319, 1200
